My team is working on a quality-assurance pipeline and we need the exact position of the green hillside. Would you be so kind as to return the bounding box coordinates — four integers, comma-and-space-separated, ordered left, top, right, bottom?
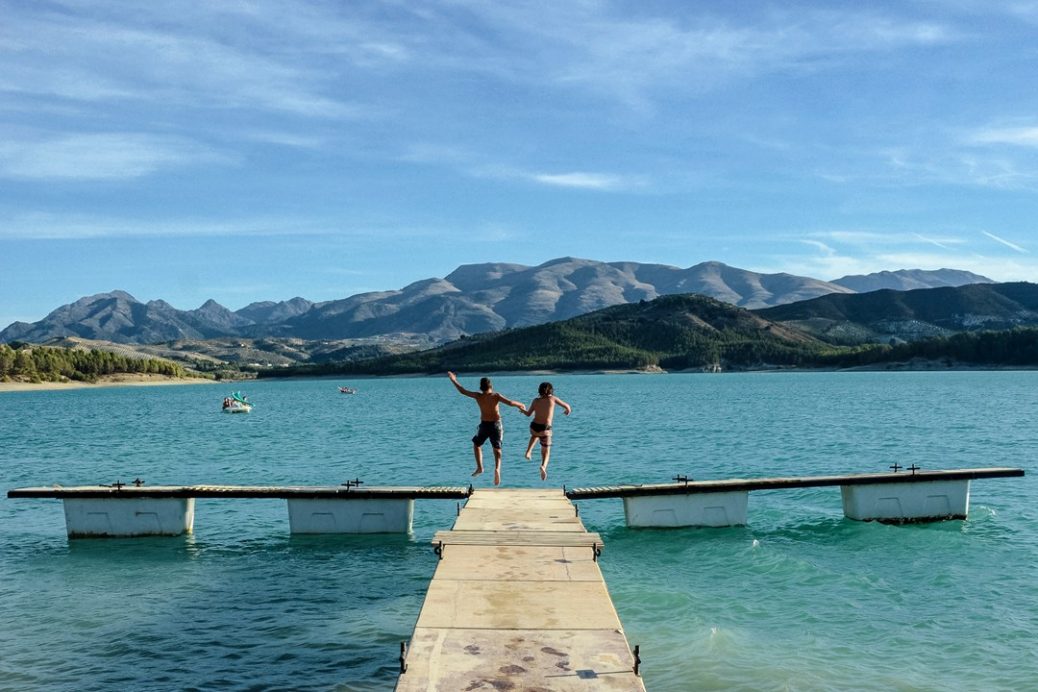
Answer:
756, 282, 1038, 344
0, 343, 190, 383
260, 294, 836, 377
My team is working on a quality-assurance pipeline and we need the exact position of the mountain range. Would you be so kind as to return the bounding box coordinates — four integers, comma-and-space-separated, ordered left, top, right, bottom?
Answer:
758, 282, 1038, 344
0, 258, 993, 345
262, 284, 1038, 378
272, 293, 835, 377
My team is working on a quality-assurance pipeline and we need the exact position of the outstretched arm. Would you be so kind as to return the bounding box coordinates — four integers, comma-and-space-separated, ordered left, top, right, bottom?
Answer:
447, 371, 477, 398
522, 400, 534, 416
496, 393, 527, 414
554, 396, 572, 415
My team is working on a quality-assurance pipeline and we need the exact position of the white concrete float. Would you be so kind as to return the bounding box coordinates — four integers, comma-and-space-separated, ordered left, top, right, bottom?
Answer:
287, 498, 414, 534
841, 479, 969, 522
7, 484, 470, 538
569, 467, 1023, 528
623, 490, 748, 528
63, 497, 195, 538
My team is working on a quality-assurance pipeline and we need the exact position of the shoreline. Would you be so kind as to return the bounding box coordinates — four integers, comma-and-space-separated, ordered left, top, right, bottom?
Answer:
7, 361, 1033, 392
253, 359, 1038, 382
0, 374, 220, 393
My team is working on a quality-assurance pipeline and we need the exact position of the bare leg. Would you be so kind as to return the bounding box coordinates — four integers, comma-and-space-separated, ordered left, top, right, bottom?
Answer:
524, 435, 536, 460
539, 444, 551, 481
493, 447, 503, 486
472, 444, 483, 477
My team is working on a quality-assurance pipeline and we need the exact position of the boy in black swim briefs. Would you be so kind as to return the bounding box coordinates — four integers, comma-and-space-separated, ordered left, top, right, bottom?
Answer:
523, 382, 572, 481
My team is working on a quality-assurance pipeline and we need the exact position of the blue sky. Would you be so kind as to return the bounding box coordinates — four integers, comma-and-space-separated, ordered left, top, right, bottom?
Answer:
3, 0, 1038, 328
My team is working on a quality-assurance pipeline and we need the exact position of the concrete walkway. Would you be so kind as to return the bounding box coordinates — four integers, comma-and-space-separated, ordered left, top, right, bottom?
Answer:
396, 488, 645, 691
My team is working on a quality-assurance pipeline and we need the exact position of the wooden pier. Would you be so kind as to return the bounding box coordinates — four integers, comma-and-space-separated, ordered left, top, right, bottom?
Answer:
396, 488, 644, 691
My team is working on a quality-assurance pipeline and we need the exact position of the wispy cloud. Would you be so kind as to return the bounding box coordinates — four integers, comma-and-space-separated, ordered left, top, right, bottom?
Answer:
0, 210, 469, 241
778, 227, 1037, 282
528, 171, 636, 191
801, 239, 837, 256
982, 230, 1029, 253
914, 233, 957, 250
0, 5, 368, 120
0, 133, 227, 180
401, 145, 647, 192
971, 126, 1038, 147
434, 4, 958, 109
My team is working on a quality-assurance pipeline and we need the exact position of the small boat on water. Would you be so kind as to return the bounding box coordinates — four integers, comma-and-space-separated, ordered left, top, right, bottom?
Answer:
222, 391, 253, 413
339, 386, 357, 395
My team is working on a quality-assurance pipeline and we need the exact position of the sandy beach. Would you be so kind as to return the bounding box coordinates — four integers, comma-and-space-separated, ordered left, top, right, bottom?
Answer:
0, 374, 218, 393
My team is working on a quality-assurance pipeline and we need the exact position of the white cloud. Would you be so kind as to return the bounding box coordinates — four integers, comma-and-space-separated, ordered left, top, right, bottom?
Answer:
913, 233, 958, 250
0, 7, 367, 120
981, 230, 1029, 253
430, 3, 958, 109
801, 239, 837, 256
972, 126, 1038, 147
0, 133, 227, 180
776, 248, 1038, 283
528, 171, 635, 191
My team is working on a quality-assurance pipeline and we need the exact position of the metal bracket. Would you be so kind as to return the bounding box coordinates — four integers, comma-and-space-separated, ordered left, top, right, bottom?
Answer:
908, 464, 920, 475
889, 462, 902, 473
575, 504, 580, 517
633, 644, 641, 676
399, 641, 408, 674
456, 502, 461, 516
341, 478, 364, 490
104, 480, 125, 490
434, 541, 445, 560
132, 478, 145, 487
672, 474, 691, 486
467, 483, 474, 495
592, 542, 601, 562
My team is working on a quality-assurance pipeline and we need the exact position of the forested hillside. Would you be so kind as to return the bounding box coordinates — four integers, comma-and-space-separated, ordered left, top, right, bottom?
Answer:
260, 294, 837, 377
0, 344, 188, 383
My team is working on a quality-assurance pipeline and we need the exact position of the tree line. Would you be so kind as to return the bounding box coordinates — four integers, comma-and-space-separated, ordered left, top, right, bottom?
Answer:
819, 328, 1038, 368
0, 344, 188, 383
257, 325, 1038, 378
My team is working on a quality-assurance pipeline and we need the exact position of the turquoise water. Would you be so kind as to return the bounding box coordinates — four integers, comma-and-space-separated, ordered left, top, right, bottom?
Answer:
1, 372, 1036, 691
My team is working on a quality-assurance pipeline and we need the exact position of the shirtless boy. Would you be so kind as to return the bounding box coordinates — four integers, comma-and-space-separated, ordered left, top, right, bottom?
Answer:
523, 382, 572, 480
448, 371, 526, 486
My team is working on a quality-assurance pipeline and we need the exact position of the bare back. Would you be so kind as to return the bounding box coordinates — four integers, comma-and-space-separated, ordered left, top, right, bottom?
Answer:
528, 395, 556, 425
476, 392, 505, 422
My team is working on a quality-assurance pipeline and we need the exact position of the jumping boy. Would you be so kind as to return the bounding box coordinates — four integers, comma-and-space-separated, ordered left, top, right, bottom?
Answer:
448, 371, 526, 486
523, 382, 572, 480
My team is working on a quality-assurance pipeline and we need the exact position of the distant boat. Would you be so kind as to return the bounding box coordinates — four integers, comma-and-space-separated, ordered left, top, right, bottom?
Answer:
222, 391, 253, 413
339, 386, 357, 395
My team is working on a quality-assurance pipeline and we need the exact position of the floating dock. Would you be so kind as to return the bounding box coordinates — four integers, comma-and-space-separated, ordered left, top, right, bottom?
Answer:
567, 467, 1025, 527
6, 483, 470, 537
397, 488, 644, 691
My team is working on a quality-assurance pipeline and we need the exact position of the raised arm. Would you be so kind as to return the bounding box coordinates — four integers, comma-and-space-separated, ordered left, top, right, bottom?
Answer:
554, 396, 572, 415
447, 371, 477, 398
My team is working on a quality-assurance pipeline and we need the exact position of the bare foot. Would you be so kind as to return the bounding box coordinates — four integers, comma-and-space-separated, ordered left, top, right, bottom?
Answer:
524, 450, 532, 460
494, 469, 501, 486
472, 466, 483, 477
540, 464, 547, 481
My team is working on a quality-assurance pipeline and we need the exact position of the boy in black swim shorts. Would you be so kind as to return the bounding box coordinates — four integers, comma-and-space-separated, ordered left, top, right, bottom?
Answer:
448, 371, 526, 486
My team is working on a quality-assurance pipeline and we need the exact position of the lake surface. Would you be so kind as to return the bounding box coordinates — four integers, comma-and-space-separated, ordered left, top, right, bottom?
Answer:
1, 372, 1036, 690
